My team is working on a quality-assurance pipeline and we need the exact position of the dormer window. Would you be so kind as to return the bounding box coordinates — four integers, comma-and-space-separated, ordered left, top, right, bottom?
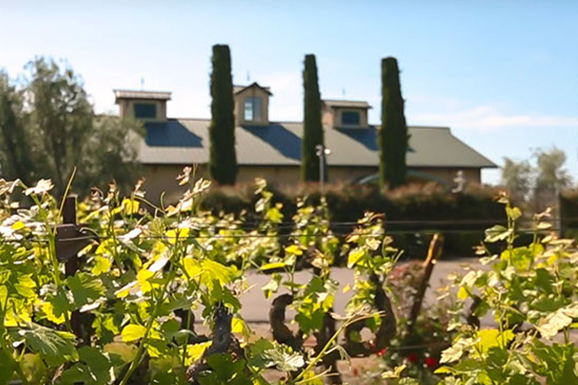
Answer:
341, 110, 360, 126
114, 90, 171, 122
134, 103, 157, 119
322, 99, 371, 129
244, 96, 263, 122
233, 83, 272, 126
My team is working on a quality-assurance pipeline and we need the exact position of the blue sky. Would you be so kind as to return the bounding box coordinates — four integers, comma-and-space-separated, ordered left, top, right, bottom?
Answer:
1, 0, 577, 184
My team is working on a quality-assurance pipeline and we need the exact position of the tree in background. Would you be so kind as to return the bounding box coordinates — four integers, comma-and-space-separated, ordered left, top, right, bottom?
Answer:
379, 57, 408, 190
501, 157, 533, 202
75, 115, 143, 195
0, 72, 35, 184
501, 147, 572, 211
301, 54, 324, 182
208, 44, 237, 185
534, 147, 571, 191
0, 58, 143, 196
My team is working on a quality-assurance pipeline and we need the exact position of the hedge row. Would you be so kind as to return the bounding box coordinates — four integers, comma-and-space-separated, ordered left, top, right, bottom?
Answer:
201, 183, 505, 257
560, 190, 578, 236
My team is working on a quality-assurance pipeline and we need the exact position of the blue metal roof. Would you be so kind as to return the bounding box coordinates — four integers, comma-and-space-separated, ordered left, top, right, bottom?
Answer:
145, 121, 203, 148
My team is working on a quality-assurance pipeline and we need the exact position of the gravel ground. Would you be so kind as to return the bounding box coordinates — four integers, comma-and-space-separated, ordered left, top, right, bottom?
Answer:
237, 258, 481, 322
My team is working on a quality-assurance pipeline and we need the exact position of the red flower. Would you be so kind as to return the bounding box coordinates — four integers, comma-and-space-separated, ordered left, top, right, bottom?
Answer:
426, 357, 438, 369
407, 353, 418, 363
377, 348, 387, 356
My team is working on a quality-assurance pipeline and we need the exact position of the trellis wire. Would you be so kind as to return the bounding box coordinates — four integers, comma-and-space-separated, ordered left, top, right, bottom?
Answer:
2, 226, 563, 245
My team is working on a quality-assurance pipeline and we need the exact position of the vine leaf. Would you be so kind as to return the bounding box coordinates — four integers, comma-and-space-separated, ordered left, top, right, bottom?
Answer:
67, 272, 105, 308
537, 308, 574, 339
198, 353, 251, 385
0, 350, 15, 385
183, 258, 237, 288
259, 262, 287, 272
262, 273, 282, 299
484, 225, 512, 243
60, 346, 113, 385
347, 248, 366, 268
474, 329, 514, 357
440, 338, 475, 364
248, 338, 305, 372
121, 324, 147, 342
185, 341, 212, 366
92, 256, 111, 276
18, 324, 78, 366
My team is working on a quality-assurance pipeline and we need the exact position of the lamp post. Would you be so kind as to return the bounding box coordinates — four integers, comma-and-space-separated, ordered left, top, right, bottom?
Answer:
315, 144, 331, 190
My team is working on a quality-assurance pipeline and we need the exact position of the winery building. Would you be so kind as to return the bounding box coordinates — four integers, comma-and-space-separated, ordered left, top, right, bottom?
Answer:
114, 84, 496, 202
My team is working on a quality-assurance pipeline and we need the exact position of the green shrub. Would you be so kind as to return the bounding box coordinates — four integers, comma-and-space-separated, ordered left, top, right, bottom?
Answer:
432, 193, 578, 384
560, 189, 578, 236
200, 182, 503, 257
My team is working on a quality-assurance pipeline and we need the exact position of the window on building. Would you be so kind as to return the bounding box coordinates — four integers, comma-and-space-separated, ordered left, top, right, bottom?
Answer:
134, 103, 157, 119
244, 97, 263, 122
341, 111, 361, 126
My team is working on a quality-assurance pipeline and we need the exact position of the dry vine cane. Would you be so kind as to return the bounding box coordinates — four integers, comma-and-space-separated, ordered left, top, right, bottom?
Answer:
406, 233, 444, 336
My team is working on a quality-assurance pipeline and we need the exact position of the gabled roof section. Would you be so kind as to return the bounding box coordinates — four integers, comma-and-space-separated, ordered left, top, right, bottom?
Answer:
233, 82, 273, 96
114, 89, 172, 102
136, 119, 496, 169
323, 99, 372, 109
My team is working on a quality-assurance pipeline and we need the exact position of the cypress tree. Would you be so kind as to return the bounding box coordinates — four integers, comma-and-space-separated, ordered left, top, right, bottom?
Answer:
301, 54, 324, 182
209, 44, 237, 185
379, 57, 408, 189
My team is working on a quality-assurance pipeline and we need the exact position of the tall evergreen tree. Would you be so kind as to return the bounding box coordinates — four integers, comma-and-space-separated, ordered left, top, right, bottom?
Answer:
379, 57, 408, 189
208, 44, 237, 185
301, 54, 324, 182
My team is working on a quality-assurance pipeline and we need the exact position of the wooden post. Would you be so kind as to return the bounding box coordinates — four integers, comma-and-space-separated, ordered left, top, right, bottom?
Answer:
57, 195, 90, 344
62, 195, 79, 277
407, 233, 444, 336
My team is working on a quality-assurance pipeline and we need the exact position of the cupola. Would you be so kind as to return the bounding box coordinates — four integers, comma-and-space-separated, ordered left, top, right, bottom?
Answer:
322, 99, 371, 129
114, 89, 172, 122
233, 82, 272, 126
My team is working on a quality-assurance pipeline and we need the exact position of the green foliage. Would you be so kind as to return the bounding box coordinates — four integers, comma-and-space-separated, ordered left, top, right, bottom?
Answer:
301, 54, 324, 182
248, 338, 305, 372
60, 346, 115, 385
0, 72, 35, 185
74, 115, 143, 196
0, 174, 396, 384
534, 147, 572, 191
202, 183, 502, 223
501, 157, 533, 202
4, 172, 575, 384
363, 260, 456, 384
19, 324, 78, 367
0, 58, 143, 196
200, 183, 503, 256
379, 57, 408, 190
501, 147, 571, 208
209, 44, 237, 185
434, 192, 578, 385
560, 191, 578, 236
198, 354, 251, 385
